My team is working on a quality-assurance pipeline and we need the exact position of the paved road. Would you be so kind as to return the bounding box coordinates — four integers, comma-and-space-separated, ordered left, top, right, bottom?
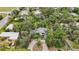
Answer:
0, 16, 9, 29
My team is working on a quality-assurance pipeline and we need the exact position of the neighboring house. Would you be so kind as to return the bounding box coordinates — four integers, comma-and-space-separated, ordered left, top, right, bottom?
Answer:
0, 32, 19, 48
32, 27, 47, 39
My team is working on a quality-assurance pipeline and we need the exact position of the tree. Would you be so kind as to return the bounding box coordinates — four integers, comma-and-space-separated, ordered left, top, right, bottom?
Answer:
14, 19, 33, 48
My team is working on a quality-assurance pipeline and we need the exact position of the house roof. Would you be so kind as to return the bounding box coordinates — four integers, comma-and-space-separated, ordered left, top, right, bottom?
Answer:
0, 32, 19, 40
6, 24, 13, 30
32, 27, 47, 35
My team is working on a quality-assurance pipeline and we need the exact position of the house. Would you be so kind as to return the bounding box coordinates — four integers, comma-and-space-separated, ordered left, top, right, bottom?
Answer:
32, 27, 47, 39
0, 32, 19, 48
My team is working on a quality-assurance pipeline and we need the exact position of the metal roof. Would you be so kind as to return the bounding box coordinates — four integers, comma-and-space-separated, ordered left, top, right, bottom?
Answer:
0, 32, 19, 40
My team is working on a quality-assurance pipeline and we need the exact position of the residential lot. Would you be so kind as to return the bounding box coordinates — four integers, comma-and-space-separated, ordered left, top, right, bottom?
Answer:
0, 7, 79, 51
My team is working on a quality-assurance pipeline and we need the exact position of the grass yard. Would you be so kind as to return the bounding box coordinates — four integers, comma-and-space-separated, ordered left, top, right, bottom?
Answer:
0, 7, 16, 12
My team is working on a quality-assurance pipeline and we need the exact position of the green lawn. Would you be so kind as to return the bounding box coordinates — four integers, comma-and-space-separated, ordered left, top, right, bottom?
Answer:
0, 7, 16, 12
